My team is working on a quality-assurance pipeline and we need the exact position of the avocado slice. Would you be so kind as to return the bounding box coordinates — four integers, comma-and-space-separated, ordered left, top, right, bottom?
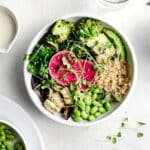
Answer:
103, 28, 126, 60
86, 33, 115, 56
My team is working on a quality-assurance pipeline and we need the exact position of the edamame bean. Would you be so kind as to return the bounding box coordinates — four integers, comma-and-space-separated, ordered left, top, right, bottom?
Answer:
85, 106, 90, 113
94, 88, 100, 94
81, 111, 88, 119
0, 135, 6, 142
90, 106, 98, 114
72, 115, 83, 122
94, 112, 101, 118
77, 100, 85, 110
87, 92, 92, 96
99, 107, 106, 113
0, 125, 5, 131
92, 101, 102, 107
0, 123, 24, 150
88, 115, 95, 121
92, 93, 97, 100
101, 99, 106, 104
104, 102, 111, 111
84, 96, 91, 105
6, 134, 14, 141
73, 107, 81, 117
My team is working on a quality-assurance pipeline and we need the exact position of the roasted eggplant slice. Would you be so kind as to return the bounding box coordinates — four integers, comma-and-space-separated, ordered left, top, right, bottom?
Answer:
40, 88, 50, 102
63, 107, 72, 120
60, 87, 74, 105
31, 75, 42, 89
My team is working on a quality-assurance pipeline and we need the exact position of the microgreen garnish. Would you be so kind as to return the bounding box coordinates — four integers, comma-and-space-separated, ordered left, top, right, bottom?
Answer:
124, 117, 128, 122
117, 132, 122, 138
121, 122, 126, 128
105, 117, 146, 144
146, 2, 150, 5
137, 132, 144, 138
62, 57, 72, 71
137, 122, 146, 126
106, 136, 112, 141
112, 137, 117, 144
106, 135, 117, 144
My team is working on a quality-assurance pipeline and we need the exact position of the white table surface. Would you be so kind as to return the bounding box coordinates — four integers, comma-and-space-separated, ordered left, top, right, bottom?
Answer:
0, 0, 150, 150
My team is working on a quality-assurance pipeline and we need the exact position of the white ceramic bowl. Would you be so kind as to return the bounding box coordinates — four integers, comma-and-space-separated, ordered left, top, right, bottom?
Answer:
24, 13, 137, 127
0, 120, 26, 149
0, 5, 19, 53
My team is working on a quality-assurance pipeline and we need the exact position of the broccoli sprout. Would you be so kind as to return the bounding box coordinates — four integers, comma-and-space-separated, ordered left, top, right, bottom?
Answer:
51, 20, 74, 43
76, 18, 103, 43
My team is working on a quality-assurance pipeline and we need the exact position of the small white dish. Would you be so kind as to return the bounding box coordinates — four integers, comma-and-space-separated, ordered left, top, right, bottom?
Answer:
0, 120, 26, 149
24, 13, 137, 127
0, 5, 19, 53
0, 95, 45, 149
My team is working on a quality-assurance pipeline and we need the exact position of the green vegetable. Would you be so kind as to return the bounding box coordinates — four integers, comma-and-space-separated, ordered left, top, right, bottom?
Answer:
137, 132, 144, 138
99, 107, 106, 113
146, 2, 150, 5
62, 57, 72, 71
104, 102, 111, 111
92, 101, 102, 107
73, 107, 81, 117
77, 100, 86, 110
85, 105, 90, 114
88, 115, 95, 121
90, 106, 98, 114
103, 28, 126, 60
81, 111, 88, 119
117, 132, 122, 137
83, 96, 91, 105
121, 122, 126, 128
112, 137, 117, 144
27, 44, 55, 78
72, 115, 83, 122
106, 136, 111, 141
51, 20, 74, 43
94, 112, 101, 118
76, 18, 103, 43
137, 122, 146, 126
0, 123, 25, 150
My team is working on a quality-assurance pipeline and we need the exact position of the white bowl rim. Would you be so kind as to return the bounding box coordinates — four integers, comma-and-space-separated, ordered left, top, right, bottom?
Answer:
0, 94, 45, 149
0, 5, 19, 53
0, 119, 27, 148
23, 13, 138, 127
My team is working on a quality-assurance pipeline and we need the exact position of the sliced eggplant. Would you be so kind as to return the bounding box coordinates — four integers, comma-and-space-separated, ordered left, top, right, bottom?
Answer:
63, 107, 72, 120
60, 87, 74, 105
53, 84, 63, 92
31, 75, 42, 89
44, 99, 60, 114
52, 92, 64, 108
40, 88, 50, 102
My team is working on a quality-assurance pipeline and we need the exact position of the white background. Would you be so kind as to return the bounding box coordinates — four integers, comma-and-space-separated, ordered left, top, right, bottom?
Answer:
0, 0, 150, 149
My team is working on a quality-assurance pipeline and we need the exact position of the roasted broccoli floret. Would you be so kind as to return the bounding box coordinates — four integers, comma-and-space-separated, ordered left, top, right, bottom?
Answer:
51, 20, 74, 43
76, 18, 103, 43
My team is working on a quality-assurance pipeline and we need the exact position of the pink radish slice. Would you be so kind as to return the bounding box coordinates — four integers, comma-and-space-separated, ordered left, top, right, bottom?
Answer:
80, 60, 96, 91
49, 50, 82, 86
81, 60, 96, 82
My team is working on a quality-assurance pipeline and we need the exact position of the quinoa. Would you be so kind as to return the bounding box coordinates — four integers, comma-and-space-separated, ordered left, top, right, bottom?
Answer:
96, 60, 130, 101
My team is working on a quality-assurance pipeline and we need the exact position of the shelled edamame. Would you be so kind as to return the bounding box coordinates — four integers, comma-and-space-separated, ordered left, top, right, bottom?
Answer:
0, 123, 25, 150
71, 85, 111, 122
